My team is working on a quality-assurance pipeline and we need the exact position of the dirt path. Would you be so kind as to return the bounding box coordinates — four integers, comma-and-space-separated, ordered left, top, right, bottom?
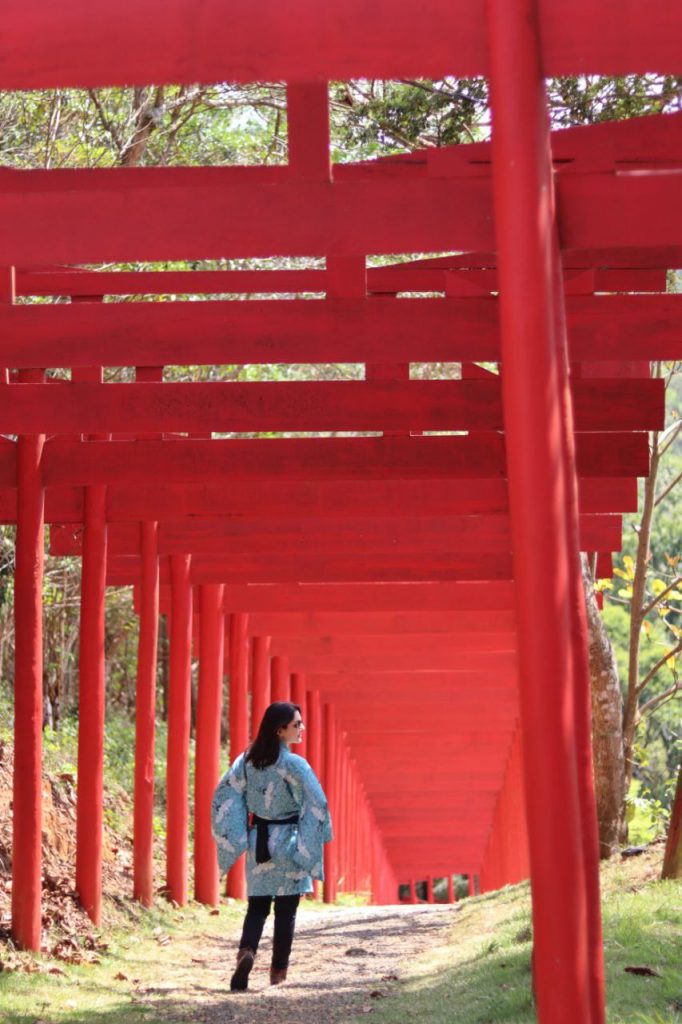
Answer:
132, 903, 459, 1023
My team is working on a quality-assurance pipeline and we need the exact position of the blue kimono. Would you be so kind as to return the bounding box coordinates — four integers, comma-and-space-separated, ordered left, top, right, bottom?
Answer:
211, 744, 332, 897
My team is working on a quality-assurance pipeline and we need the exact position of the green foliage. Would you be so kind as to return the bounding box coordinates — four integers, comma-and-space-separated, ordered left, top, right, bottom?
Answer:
626, 778, 670, 844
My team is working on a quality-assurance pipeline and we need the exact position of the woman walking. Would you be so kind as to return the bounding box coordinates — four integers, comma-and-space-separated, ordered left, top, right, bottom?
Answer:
212, 701, 332, 991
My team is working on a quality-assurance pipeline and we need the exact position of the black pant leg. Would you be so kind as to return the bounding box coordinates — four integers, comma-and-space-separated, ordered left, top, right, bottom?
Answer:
272, 894, 301, 969
239, 895, 272, 953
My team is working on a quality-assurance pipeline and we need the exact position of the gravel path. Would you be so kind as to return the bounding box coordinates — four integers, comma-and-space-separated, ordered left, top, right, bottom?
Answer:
136, 902, 459, 1024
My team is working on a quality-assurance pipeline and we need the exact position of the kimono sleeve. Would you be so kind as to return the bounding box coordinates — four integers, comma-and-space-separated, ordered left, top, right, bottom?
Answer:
211, 754, 249, 874
289, 756, 333, 880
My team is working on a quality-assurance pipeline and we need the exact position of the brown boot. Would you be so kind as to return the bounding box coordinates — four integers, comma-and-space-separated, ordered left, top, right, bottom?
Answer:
230, 947, 255, 992
270, 966, 288, 986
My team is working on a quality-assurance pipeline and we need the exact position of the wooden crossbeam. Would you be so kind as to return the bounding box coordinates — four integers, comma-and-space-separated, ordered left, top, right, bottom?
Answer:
12, 266, 669, 299
0, 477, 638, 524
2, 1, 680, 89
1, 171, 681, 263
2, 294, 681, 367
105, 551, 516, 584
0, 379, 664, 434
220, 582, 517, 613
48, 512, 622, 557
244, 610, 518, 635
268, 634, 517, 657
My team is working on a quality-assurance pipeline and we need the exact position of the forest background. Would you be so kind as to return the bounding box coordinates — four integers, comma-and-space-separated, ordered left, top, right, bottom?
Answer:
0, 74, 680, 856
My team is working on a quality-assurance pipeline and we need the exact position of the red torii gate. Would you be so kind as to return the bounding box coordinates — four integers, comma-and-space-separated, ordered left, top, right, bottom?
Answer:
2, 3, 682, 1022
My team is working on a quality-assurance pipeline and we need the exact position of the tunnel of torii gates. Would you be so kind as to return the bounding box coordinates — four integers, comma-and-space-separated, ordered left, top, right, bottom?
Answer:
1, 3, 682, 1023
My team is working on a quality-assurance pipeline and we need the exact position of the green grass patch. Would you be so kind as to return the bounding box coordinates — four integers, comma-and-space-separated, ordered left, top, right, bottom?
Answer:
350, 853, 681, 1024
0, 896, 244, 1024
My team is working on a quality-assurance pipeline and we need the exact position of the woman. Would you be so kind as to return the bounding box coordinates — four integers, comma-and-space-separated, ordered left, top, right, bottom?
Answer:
211, 701, 332, 992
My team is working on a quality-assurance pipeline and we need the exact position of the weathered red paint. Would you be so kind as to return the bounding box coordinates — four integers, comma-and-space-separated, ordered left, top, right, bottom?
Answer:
194, 585, 224, 906
227, 613, 249, 900
133, 520, 159, 907
166, 554, 192, 906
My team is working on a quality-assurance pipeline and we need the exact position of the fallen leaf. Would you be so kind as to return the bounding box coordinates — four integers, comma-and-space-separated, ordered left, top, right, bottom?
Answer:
370, 990, 385, 999
624, 965, 661, 977
114, 971, 129, 981
209, 909, 220, 916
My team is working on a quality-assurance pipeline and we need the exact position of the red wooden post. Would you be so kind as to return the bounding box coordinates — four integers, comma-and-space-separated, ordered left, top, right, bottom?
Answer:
133, 520, 159, 906
227, 612, 249, 900
307, 690, 322, 777
75, 478, 108, 924
166, 553, 192, 905
250, 635, 271, 735
291, 672, 308, 759
287, 82, 330, 182
468, 874, 475, 898
270, 654, 290, 702
133, 364, 162, 906
408, 879, 417, 905
307, 689, 322, 899
323, 703, 337, 903
555, 250, 608, 1023
447, 875, 455, 904
486, 2, 603, 1018
194, 584, 224, 905
11, 368, 45, 952
426, 875, 434, 904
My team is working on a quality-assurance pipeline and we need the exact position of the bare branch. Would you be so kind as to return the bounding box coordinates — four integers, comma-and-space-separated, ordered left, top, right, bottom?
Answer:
655, 468, 682, 508
637, 639, 682, 694
641, 576, 682, 619
640, 681, 681, 717
657, 419, 682, 459
88, 89, 124, 153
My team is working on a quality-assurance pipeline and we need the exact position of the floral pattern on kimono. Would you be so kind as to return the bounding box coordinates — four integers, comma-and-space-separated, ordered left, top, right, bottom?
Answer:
211, 744, 332, 897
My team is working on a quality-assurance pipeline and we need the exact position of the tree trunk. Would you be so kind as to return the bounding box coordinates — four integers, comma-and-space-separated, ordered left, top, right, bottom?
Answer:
582, 556, 627, 857
662, 758, 682, 879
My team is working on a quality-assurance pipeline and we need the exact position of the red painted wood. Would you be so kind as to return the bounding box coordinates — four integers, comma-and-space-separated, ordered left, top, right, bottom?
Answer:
12, 433, 647, 490
271, 655, 291, 703
247, 610, 518, 636
2, 2, 680, 89
230, 582, 516, 613
307, 691, 322, 780
194, 585, 224, 906
75, 483, 107, 925
105, 550, 516, 584
0, 379, 663, 435
0, 174, 494, 264
250, 636, 271, 739
323, 704, 338, 904
133, 521, 159, 907
290, 674, 308, 760
227, 613, 249, 900
270, 634, 516, 658
11, 375, 45, 952
13, 263, 668, 299
166, 554, 192, 906
266, 650, 516, 674
53, 513, 621, 559
287, 83, 330, 182
5, 292, 679, 366
488, 1, 603, 1017
2, 164, 682, 264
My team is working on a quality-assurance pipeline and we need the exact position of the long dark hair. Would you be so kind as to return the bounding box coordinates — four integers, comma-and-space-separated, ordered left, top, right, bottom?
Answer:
245, 702, 301, 769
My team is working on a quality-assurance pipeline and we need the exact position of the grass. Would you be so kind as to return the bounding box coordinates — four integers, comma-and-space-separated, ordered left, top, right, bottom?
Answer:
0, 850, 678, 1024
350, 848, 681, 1024
0, 895, 244, 1024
